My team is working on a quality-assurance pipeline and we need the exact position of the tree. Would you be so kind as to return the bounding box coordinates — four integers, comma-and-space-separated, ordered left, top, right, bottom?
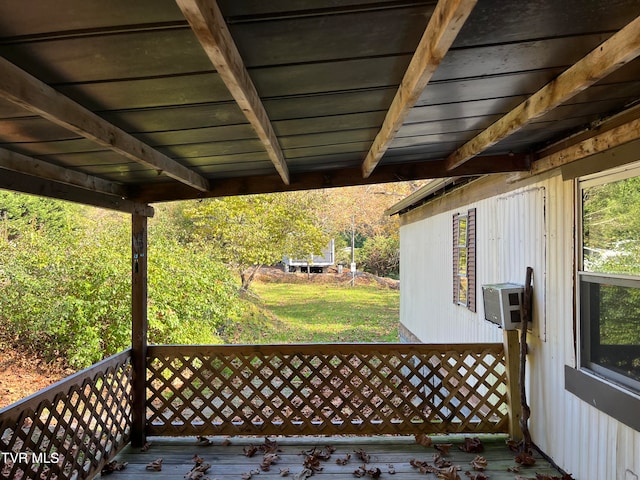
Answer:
360, 235, 400, 278
184, 192, 328, 290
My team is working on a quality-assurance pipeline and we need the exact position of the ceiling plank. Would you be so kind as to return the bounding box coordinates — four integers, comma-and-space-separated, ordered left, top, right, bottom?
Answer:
445, 14, 640, 171
176, 0, 290, 185
134, 153, 530, 203
361, 0, 477, 178
0, 147, 128, 197
1, 170, 154, 217
0, 57, 210, 192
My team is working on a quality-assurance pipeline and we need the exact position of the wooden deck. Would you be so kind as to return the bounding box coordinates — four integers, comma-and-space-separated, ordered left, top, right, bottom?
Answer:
95, 435, 565, 479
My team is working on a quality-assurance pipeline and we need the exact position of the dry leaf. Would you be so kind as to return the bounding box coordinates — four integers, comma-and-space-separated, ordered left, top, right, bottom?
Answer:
101, 460, 128, 474
141, 441, 152, 452
352, 465, 382, 478
195, 436, 212, 446
437, 465, 462, 480
470, 455, 487, 471
460, 437, 483, 453
145, 458, 163, 471
280, 467, 290, 476
515, 452, 536, 466
192, 454, 204, 465
464, 472, 489, 480
415, 433, 433, 447
261, 453, 280, 471
508, 466, 521, 473
241, 473, 252, 480
222, 438, 232, 446
336, 453, 351, 465
435, 443, 454, 455
244, 445, 259, 457
293, 467, 314, 480
434, 453, 452, 468
354, 448, 371, 463
388, 463, 396, 474
506, 439, 520, 452
410, 458, 438, 475
263, 437, 282, 453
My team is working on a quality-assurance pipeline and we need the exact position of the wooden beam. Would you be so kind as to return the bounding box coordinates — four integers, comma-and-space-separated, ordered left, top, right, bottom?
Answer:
0, 57, 210, 192
131, 213, 148, 448
445, 14, 640, 171
0, 147, 127, 197
176, 0, 290, 185
0, 170, 154, 217
134, 153, 530, 203
361, 0, 477, 178
509, 115, 640, 183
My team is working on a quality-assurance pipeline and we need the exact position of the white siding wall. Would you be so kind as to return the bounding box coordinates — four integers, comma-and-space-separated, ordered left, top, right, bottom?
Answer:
399, 173, 640, 479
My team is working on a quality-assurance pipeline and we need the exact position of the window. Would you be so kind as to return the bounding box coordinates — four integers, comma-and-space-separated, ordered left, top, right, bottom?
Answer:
578, 164, 640, 392
453, 208, 476, 311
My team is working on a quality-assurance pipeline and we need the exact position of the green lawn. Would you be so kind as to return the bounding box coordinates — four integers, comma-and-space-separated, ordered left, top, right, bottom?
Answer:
225, 281, 399, 344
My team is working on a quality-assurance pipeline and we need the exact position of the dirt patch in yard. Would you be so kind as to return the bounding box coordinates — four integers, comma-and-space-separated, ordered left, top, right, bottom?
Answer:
254, 266, 399, 289
0, 344, 73, 409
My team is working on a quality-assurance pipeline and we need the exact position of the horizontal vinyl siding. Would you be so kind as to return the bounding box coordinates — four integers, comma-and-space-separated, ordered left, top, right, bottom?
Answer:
399, 172, 640, 479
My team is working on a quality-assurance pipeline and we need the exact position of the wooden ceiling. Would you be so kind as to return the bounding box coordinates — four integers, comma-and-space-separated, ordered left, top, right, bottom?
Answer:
1, 0, 640, 215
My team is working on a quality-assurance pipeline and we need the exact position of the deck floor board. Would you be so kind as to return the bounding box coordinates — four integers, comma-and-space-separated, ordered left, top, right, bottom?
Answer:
96, 435, 564, 479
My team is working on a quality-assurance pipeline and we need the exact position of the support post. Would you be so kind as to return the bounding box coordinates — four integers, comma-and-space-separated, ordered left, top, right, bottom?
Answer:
503, 329, 523, 441
131, 214, 148, 447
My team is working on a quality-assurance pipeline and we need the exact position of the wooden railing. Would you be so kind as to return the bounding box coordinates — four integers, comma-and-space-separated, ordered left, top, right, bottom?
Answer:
0, 350, 132, 480
146, 343, 510, 437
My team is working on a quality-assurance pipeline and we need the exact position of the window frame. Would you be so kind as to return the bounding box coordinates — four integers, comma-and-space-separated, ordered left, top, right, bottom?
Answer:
576, 162, 640, 394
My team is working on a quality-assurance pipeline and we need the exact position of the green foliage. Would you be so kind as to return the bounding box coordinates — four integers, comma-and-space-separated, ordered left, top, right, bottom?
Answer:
0, 204, 131, 368
184, 193, 328, 289
147, 235, 240, 345
583, 175, 640, 275
359, 235, 400, 278
0, 194, 242, 368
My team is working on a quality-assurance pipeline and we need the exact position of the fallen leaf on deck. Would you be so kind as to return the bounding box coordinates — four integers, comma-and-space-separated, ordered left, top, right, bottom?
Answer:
434, 443, 454, 455
515, 452, 536, 466
470, 455, 487, 471
222, 438, 232, 446
354, 448, 371, 463
437, 465, 462, 480
293, 467, 314, 480
434, 453, 452, 468
145, 458, 163, 471
415, 433, 433, 447
280, 467, 290, 476
336, 453, 351, 465
464, 472, 489, 480
244, 445, 259, 457
261, 453, 280, 471
388, 463, 396, 474
141, 441, 152, 452
459, 437, 484, 453
195, 435, 212, 446
100, 460, 128, 474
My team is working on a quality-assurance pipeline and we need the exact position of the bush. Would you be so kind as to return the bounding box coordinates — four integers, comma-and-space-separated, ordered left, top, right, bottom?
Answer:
0, 196, 241, 368
359, 235, 400, 278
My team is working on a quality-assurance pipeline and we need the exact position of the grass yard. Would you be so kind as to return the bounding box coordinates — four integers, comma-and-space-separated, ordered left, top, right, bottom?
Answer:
224, 279, 399, 344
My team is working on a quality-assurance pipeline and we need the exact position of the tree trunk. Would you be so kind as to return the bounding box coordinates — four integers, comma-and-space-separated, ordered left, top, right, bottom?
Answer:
240, 265, 262, 291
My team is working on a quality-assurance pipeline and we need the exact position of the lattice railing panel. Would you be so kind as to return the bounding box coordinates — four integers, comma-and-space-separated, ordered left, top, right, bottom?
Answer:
0, 350, 132, 480
147, 343, 508, 436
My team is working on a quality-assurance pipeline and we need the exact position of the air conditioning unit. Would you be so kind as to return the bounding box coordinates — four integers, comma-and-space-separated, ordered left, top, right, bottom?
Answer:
482, 283, 527, 330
